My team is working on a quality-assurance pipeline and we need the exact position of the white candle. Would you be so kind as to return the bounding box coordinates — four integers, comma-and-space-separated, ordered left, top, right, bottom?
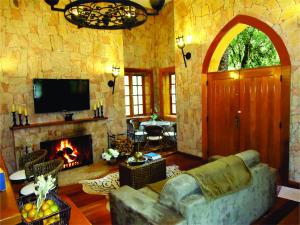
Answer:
11, 104, 15, 112
24, 108, 28, 116
100, 100, 103, 106
93, 104, 96, 110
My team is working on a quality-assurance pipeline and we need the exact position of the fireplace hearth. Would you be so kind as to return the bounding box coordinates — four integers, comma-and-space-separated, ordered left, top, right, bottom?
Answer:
41, 135, 93, 170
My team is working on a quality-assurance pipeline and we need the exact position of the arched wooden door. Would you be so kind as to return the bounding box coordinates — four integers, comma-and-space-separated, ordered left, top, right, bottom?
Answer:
207, 66, 282, 170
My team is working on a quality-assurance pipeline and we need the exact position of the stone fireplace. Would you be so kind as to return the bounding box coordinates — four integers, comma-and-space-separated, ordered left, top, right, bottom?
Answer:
41, 135, 93, 170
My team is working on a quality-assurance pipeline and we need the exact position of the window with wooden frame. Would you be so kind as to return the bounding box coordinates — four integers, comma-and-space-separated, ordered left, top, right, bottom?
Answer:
159, 67, 176, 118
124, 68, 154, 117
169, 73, 176, 114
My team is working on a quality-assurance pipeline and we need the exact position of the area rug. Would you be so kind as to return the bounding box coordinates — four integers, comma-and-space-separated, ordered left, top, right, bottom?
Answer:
79, 165, 182, 195
58, 161, 114, 187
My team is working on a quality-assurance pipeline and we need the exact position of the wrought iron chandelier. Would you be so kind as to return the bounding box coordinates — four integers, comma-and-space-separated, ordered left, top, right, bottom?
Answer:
44, 0, 165, 30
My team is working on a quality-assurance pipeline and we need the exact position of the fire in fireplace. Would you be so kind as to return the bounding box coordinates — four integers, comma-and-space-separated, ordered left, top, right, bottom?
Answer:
41, 135, 93, 170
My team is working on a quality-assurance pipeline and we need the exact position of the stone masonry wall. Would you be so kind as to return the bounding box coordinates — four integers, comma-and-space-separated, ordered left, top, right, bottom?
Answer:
0, 0, 126, 172
123, 1, 175, 112
174, 0, 300, 182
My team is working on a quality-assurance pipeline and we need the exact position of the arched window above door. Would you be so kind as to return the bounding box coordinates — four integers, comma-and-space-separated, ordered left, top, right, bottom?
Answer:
218, 26, 280, 71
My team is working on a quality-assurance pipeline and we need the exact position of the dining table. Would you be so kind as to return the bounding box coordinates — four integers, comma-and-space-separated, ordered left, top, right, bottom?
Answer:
140, 120, 175, 130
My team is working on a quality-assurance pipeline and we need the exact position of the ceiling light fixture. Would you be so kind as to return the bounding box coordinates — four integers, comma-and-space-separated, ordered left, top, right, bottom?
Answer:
44, 0, 165, 30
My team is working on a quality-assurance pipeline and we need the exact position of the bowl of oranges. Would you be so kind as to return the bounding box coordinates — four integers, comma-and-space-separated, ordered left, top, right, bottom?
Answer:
18, 194, 70, 225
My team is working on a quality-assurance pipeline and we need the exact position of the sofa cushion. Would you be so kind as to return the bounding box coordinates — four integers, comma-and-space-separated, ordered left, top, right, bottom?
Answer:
159, 174, 200, 212
235, 150, 260, 168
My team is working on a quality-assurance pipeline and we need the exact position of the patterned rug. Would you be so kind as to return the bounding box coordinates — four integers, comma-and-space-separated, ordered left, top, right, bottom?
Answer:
79, 165, 182, 195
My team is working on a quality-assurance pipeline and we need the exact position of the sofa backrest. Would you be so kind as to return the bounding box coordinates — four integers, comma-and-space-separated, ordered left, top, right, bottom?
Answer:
159, 150, 261, 212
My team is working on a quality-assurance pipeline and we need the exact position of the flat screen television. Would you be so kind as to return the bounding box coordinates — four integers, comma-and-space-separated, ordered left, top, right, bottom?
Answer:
33, 79, 90, 113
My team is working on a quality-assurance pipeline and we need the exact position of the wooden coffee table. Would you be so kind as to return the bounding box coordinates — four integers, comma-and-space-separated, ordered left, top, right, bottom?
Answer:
119, 158, 166, 189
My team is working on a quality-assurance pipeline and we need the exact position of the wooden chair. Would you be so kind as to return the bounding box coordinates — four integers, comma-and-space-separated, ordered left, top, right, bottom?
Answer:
9, 149, 47, 182
127, 119, 147, 152
20, 159, 64, 196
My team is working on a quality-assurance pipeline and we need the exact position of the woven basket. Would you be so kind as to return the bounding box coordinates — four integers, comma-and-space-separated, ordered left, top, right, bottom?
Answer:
119, 158, 166, 189
17, 193, 70, 225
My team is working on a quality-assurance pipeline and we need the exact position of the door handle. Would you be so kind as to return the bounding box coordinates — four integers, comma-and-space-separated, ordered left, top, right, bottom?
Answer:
235, 115, 240, 128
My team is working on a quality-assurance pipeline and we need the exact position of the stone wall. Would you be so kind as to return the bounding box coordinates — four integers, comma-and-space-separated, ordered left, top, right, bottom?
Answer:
0, 0, 126, 172
123, 1, 175, 111
174, 0, 300, 182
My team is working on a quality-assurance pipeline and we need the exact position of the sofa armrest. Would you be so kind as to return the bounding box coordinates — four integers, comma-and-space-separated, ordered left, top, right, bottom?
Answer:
110, 185, 186, 225
159, 174, 200, 212
235, 150, 260, 168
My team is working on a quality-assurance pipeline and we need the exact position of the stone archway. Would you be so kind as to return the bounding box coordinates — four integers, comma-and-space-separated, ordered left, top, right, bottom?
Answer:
201, 15, 291, 183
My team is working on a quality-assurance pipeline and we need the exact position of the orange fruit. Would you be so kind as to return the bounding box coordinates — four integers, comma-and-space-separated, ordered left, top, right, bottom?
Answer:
28, 209, 37, 219
43, 219, 48, 225
48, 217, 56, 224
46, 199, 55, 206
37, 211, 44, 219
43, 208, 53, 217
21, 212, 28, 219
24, 203, 33, 212
41, 203, 50, 211
25, 218, 32, 223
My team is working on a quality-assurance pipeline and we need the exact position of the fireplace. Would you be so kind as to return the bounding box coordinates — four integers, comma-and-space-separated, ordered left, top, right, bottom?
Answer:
41, 135, 93, 170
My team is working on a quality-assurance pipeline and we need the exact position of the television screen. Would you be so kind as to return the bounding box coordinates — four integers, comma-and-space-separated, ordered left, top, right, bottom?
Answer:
33, 79, 90, 113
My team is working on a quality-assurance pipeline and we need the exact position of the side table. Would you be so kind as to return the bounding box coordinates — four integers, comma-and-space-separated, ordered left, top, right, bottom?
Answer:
119, 158, 166, 189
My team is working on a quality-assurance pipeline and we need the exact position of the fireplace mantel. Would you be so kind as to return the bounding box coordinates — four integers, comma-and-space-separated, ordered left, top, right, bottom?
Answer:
10, 117, 108, 170
10, 117, 108, 131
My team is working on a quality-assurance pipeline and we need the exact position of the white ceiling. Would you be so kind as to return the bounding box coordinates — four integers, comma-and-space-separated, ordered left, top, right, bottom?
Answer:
133, 0, 172, 9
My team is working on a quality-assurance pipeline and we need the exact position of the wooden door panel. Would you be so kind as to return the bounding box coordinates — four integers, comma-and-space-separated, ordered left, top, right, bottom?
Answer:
207, 72, 239, 157
239, 67, 281, 170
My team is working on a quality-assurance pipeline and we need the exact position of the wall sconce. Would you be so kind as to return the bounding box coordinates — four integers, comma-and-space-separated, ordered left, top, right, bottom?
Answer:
108, 66, 120, 94
176, 36, 191, 67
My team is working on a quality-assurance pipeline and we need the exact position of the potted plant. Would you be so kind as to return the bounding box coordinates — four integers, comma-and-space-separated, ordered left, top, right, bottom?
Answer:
102, 148, 119, 165
151, 112, 158, 121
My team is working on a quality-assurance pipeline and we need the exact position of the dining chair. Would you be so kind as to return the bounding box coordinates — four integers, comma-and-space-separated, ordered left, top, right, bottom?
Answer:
163, 123, 177, 146
20, 159, 64, 196
9, 149, 47, 182
144, 125, 164, 151
127, 119, 147, 152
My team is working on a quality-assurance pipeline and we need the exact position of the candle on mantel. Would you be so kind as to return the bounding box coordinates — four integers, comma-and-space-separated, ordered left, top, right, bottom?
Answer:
97, 101, 100, 108
24, 108, 28, 116
18, 107, 22, 114
100, 100, 103, 106
11, 104, 16, 112
93, 104, 97, 110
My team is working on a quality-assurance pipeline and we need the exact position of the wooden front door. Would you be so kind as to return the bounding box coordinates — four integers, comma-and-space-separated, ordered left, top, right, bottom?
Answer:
207, 66, 282, 171
207, 71, 240, 156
